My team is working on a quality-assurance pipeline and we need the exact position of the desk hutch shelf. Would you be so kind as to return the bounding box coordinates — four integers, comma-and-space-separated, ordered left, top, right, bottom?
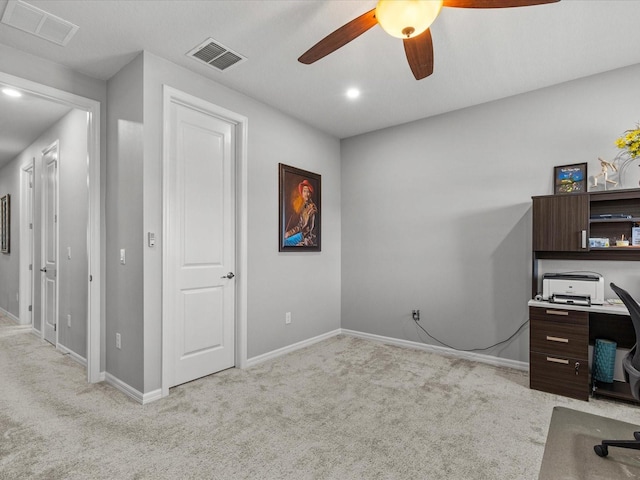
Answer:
530, 188, 640, 404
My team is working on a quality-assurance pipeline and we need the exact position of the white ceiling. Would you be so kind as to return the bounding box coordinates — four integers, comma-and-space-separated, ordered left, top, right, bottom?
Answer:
1, 0, 640, 167
0, 89, 71, 167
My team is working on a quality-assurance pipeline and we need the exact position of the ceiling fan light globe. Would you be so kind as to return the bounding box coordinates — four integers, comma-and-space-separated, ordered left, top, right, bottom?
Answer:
375, 0, 443, 39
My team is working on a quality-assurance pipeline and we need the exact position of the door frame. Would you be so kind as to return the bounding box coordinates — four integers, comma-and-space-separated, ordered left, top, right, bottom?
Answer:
19, 160, 34, 327
161, 85, 248, 397
41, 140, 59, 345
1, 71, 101, 384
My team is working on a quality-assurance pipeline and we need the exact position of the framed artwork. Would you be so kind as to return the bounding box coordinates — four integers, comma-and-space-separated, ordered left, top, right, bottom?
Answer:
1, 194, 9, 254
279, 163, 321, 252
554, 163, 587, 194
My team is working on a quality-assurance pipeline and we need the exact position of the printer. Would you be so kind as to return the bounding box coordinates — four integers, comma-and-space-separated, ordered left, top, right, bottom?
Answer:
542, 273, 604, 306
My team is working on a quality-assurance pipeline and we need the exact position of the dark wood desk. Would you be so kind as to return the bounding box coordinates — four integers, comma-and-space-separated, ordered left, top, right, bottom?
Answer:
528, 300, 637, 403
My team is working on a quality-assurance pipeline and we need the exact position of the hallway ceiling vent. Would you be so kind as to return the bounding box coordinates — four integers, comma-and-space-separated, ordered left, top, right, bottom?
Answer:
1, 0, 79, 46
186, 38, 246, 72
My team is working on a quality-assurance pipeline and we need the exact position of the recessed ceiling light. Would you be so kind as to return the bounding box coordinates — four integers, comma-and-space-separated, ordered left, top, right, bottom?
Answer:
346, 88, 360, 100
2, 88, 22, 98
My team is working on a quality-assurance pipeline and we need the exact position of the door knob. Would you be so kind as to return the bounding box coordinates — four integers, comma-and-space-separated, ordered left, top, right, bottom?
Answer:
222, 272, 235, 279
40, 267, 47, 272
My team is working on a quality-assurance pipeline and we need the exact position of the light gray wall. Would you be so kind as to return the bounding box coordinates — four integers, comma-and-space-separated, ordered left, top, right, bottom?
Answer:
100, 51, 342, 394
105, 55, 144, 392
141, 52, 341, 392
6, 39, 637, 392
341, 63, 640, 363
0, 44, 107, 105
49, 110, 89, 357
538, 260, 640, 299
0, 159, 20, 318
0, 43, 107, 369
0, 109, 89, 358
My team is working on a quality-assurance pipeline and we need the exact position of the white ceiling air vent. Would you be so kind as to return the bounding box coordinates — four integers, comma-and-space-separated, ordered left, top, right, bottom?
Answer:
187, 38, 246, 72
1, 0, 78, 46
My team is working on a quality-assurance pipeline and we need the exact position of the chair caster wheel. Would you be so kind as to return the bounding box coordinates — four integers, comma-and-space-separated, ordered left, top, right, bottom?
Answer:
594, 444, 608, 457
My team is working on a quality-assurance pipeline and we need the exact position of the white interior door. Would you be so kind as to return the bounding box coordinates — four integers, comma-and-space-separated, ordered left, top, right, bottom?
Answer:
166, 98, 236, 388
41, 142, 58, 346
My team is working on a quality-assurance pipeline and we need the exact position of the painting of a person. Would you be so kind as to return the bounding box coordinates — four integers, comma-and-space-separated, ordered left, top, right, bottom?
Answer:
283, 179, 318, 247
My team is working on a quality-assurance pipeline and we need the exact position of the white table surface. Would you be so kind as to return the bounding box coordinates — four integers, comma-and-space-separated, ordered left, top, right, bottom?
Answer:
528, 299, 629, 316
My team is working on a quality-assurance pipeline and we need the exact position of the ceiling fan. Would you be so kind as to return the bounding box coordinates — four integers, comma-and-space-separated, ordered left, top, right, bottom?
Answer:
299, 0, 560, 80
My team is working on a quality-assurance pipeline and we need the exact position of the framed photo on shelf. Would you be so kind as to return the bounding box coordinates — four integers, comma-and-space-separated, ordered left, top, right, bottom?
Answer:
1, 194, 9, 254
279, 163, 321, 252
554, 163, 587, 194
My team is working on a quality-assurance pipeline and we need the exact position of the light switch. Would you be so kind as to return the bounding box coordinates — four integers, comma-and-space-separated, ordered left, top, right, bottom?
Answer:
67, 247, 71, 259
120, 249, 126, 265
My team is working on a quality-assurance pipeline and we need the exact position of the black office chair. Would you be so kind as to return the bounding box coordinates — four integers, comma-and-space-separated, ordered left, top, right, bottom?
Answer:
593, 283, 640, 457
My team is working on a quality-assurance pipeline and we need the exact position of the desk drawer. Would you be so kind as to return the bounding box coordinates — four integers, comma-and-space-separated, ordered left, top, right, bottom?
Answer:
530, 307, 588, 359
529, 352, 589, 401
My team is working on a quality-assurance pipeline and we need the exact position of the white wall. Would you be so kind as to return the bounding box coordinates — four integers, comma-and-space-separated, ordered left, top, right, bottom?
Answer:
0, 109, 89, 359
341, 63, 640, 363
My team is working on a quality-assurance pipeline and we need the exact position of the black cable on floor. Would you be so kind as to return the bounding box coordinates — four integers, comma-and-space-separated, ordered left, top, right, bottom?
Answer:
413, 317, 529, 352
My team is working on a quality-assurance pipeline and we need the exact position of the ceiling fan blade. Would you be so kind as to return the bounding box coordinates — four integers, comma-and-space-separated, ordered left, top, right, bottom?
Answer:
298, 8, 378, 64
403, 29, 434, 80
443, 0, 559, 7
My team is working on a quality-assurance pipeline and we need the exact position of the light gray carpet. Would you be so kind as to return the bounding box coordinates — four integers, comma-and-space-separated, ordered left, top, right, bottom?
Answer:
0, 314, 31, 338
539, 406, 640, 480
2, 316, 640, 479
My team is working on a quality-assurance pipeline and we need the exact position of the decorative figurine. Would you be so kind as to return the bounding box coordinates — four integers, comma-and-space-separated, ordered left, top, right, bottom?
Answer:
592, 157, 618, 189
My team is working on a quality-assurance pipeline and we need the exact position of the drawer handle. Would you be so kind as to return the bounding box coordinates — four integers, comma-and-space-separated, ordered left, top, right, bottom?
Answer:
546, 356, 569, 365
545, 310, 569, 316
546, 336, 569, 343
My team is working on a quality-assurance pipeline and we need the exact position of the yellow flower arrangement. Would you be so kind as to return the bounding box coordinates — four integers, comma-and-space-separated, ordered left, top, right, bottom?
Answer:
615, 124, 640, 158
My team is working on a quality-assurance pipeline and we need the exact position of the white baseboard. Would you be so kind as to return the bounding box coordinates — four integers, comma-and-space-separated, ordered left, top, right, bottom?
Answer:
0, 306, 20, 324
104, 373, 162, 405
341, 329, 529, 371
58, 344, 87, 367
141, 388, 163, 404
246, 328, 342, 368
244, 327, 527, 372
102, 328, 525, 404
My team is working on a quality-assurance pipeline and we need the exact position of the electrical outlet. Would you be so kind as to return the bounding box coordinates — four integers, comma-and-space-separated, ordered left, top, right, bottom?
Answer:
116, 333, 121, 349
67, 314, 71, 328
285, 312, 292, 324
412, 309, 420, 321
120, 249, 126, 265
